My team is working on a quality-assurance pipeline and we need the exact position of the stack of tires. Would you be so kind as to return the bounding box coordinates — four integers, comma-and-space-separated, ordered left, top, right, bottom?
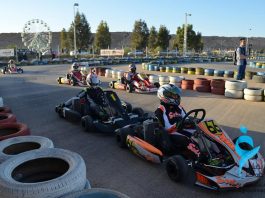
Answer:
172, 67, 181, 73
105, 69, 113, 78
166, 66, 172, 73
98, 67, 107, 76
181, 79, 194, 90
160, 66, 166, 72
225, 80, 247, 99
187, 68, 195, 75
169, 76, 184, 88
148, 64, 155, 71
181, 67, 188, 74
204, 69, 214, 76
243, 88, 264, 102
149, 75, 159, 84
195, 67, 204, 75
141, 63, 146, 70
233, 70, 238, 79
252, 75, 265, 83
193, 78, 211, 92
214, 70, 224, 77
211, 79, 225, 95
159, 76, 170, 86
111, 70, 118, 79
117, 70, 125, 80
245, 71, 256, 80
224, 70, 234, 78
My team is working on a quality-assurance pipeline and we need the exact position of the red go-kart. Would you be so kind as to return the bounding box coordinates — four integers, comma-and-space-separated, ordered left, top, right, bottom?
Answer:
57, 70, 87, 86
109, 73, 159, 93
1, 65, 23, 74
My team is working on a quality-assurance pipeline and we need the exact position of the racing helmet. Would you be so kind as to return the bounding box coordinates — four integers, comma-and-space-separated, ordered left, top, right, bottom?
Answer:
71, 62, 79, 71
129, 63, 136, 73
157, 84, 182, 106
8, 59, 15, 64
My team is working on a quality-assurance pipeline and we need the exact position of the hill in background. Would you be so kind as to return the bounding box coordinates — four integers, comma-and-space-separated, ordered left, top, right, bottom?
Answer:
1, 32, 265, 51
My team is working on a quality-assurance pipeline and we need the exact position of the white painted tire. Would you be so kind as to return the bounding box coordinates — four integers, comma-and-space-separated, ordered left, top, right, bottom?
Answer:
61, 188, 130, 198
105, 73, 112, 78
159, 76, 169, 82
0, 148, 87, 198
149, 79, 159, 84
159, 81, 169, 86
0, 136, 54, 163
244, 95, 263, 101
169, 82, 181, 88
149, 75, 159, 81
169, 76, 184, 83
225, 80, 247, 91
225, 89, 244, 99
244, 88, 263, 96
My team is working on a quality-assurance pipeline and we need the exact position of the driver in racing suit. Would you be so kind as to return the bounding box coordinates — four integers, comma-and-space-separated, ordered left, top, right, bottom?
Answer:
123, 63, 137, 84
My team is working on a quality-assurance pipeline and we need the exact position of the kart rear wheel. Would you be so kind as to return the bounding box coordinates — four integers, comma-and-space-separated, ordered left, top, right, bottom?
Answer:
81, 115, 94, 132
166, 155, 188, 182
132, 107, 144, 117
154, 82, 160, 88
70, 79, 76, 86
109, 81, 116, 89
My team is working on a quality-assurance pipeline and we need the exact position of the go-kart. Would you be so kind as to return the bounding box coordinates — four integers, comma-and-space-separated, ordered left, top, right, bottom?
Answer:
57, 70, 87, 86
109, 73, 159, 93
1, 65, 23, 74
55, 87, 147, 133
116, 109, 264, 190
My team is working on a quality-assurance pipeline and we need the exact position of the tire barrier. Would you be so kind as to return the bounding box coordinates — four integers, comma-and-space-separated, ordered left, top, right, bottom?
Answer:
204, 69, 214, 76
0, 136, 54, 163
149, 75, 159, 84
211, 79, 225, 95
0, 148, 87, 198
233, 70, 238, 79
0, 113, 16, 124
105, 69, 113, 78
166, 66, 173, 73
245, 71, 257, 80
169, 76, 184, 88
98, 67, 108, 77
187, 68, 195, 75
117, 70, 125, 80
225, 80, 247, 99
154, 65, 159, 71
0, 123, 30, 141
61, 188, 130, 198
160, 66, 166, 72
180, 67, 188, 74
243, 88, 264, 102
214, 70, 224, 77
257, 72, 265, 76
141, 63, 146, 70
159, 76, 169, 85
148, 64, 155, 71
172, 67, 181, 73
181, 79, 194, 90
0, 107, 11, 114
193, 78, 211, 92
252, 75, 265, 83
111, 70, 118, 79
195, 67, 204, 75
224, 70, 234, 78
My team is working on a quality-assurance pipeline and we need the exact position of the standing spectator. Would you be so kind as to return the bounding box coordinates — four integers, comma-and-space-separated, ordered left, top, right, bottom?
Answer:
236, 38, 247, 80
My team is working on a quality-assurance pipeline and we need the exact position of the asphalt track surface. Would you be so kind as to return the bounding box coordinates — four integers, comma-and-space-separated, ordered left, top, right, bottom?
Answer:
0, 63, 265, 198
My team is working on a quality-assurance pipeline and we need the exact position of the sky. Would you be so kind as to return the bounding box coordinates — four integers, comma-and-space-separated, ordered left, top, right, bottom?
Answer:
0, 0, 264, 37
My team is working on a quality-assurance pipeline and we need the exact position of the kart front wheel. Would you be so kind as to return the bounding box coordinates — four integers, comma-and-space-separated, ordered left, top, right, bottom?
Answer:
109, 81, 116, 89
166, 155, 188, 182
81, 115, 94, 132
57, 77, 62, 84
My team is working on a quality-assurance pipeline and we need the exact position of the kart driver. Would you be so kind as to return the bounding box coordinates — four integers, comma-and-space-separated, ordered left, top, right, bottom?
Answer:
8, 59, 16, 70
86, 69, 100, 87
124, 63, 137, 84
155, 84, 186, 134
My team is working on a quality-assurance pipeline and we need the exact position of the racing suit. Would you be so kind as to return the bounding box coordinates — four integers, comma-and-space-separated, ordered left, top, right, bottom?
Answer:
124, 71, 136, 84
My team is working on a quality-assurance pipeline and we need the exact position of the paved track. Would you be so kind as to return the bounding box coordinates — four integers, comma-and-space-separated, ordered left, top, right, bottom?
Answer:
0, 63, 265, 198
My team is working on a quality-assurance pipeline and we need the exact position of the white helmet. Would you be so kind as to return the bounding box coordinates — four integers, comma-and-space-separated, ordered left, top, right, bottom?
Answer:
157, 84, 182, 106
71, 62, 79, 71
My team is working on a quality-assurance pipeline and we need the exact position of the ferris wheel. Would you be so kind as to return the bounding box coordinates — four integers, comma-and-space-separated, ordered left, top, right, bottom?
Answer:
21, 19, 52, 54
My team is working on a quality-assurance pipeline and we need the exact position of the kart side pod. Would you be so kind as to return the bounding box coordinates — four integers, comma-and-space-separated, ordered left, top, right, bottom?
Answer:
126, 135, 163, 163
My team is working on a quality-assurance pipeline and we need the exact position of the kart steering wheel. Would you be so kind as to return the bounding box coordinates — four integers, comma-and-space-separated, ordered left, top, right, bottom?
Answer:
178, 109, 206, 130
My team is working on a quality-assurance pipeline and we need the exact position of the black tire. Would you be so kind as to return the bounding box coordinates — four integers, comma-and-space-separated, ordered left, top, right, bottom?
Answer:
0, 148, 87, 198
166, 155, 188, 182
109, 81, 116, 89
61, 188, 129, 198
232, 137, 253, 150
132, 107, 144, 117
57, 77, 62, 84
126, 83, 133, 93
81, 115, 94, 132
154, 82, 160, 88
122, 101, 132, 113
70, 78, 76, 86
0, 136, 54, 163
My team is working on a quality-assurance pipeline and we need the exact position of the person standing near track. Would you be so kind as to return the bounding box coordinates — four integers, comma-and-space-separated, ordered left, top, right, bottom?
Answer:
236, 38, 247, 80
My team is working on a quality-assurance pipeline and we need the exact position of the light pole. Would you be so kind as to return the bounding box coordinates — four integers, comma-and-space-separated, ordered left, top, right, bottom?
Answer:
183, 13, 191, 57
73, 3, 79, 59
246, 28, 252, 56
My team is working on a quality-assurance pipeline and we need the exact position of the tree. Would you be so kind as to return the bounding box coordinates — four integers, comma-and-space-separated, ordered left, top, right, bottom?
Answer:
94, 20, 111, 51
68, 12, 92, 51
157, 25, 170, 51
60, 28, 70, 53
173, 24, 203, 53
148, 26, 157, 50
131, 19, 149, 50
